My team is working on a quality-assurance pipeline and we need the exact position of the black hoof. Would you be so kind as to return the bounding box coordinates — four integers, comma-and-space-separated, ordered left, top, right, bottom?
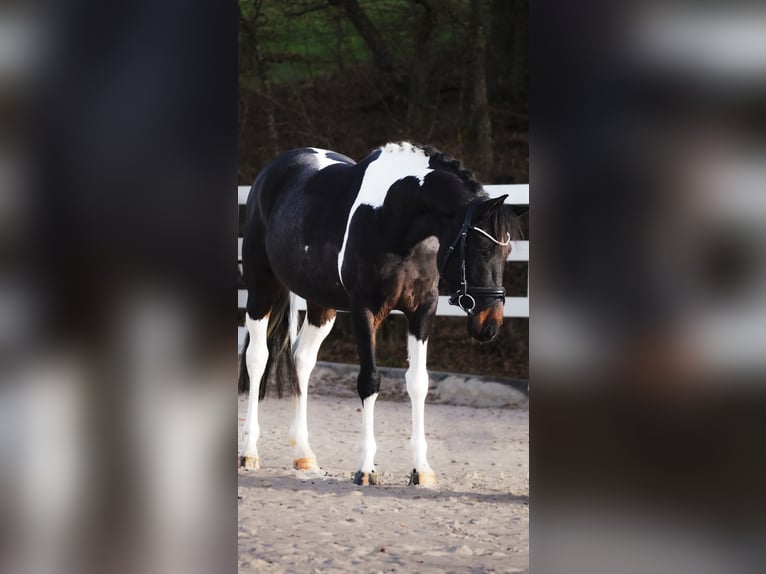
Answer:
352, 470, 379, 486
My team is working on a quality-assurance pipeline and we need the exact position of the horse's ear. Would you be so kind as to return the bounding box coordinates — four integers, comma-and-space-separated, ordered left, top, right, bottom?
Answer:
473, 195, 508, 221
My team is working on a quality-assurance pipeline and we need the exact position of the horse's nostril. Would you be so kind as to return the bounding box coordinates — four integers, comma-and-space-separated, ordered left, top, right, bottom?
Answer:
482, 323, 498, 341
469, 319, 500, 342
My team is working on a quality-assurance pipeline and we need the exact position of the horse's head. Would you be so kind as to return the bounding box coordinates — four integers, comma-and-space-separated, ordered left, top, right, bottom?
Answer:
439, 195, 519, 342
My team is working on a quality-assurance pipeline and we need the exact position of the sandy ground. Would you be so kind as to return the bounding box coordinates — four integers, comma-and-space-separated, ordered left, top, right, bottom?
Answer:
238, 388, 529, 573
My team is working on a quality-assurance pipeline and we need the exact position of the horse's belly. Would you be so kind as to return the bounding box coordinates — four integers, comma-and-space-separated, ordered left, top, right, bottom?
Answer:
268, 242, 350, 311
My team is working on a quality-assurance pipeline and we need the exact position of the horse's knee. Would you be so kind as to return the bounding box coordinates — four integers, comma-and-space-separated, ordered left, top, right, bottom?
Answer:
357, 369, 381, 401
405, 336, 429, 402
405, 366, 428, 402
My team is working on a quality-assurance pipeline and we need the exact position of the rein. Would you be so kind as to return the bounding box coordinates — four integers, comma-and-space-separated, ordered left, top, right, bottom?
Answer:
439, 199, 510, 315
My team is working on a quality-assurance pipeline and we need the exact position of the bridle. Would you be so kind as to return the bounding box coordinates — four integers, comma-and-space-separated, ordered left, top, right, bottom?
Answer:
439, 199, 511, 315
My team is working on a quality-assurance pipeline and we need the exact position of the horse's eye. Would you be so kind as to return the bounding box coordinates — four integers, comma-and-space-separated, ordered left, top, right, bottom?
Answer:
480, 249, 491, 260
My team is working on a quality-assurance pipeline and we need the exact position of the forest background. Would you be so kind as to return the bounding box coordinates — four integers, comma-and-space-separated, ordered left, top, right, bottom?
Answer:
237, 0, 529, 379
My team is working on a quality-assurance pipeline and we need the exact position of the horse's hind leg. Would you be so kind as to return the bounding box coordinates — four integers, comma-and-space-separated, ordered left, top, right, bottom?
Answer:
240, 313, 268, 470
289, 303, 336, 471
239, 275, 283, 471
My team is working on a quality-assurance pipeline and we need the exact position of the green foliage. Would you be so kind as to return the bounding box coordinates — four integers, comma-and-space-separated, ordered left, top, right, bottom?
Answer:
239, 1, 366, 86
239, 0, 476, 87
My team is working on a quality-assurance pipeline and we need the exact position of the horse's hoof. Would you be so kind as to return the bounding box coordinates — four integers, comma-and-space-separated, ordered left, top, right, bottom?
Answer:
409, 469, 436, 487
352, 470, 379, 486
293, 457, 319, 471
240, 455, 260, 470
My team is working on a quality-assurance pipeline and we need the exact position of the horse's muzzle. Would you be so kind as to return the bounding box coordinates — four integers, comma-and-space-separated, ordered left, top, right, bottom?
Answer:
467, 302, 504, 342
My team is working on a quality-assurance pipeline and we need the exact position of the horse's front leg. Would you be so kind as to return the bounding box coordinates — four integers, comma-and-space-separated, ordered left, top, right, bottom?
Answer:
350, 306, 381, 485
406, 298, 438, 486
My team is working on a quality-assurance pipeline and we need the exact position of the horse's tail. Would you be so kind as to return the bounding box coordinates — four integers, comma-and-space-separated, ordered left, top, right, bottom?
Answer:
238, 331, 250, 394
264, 290, 300, 399
288, 292, 299, 347
237, 290, 300, 400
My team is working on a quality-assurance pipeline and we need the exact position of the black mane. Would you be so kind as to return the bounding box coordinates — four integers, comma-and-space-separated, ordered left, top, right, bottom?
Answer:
378, 141, 484, 196
419, 144, 484, 196
369, 142, 522, 242
413, 142, 520, 240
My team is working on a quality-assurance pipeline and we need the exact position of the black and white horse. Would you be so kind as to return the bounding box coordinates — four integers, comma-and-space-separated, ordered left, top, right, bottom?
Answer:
238, 142, 521, 486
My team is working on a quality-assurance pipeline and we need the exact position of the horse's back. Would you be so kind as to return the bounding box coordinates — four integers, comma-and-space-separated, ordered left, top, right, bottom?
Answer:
246, 148, 349, 221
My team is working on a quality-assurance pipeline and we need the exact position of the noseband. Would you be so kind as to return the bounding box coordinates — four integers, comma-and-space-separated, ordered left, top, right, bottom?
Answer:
439, 199, 511, 315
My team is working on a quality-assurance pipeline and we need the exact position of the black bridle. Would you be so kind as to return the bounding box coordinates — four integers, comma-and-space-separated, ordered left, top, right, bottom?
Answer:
439, 199, 510, 315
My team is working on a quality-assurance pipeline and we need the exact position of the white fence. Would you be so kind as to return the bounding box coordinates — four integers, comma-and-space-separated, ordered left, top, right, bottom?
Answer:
238, 184, 529, 347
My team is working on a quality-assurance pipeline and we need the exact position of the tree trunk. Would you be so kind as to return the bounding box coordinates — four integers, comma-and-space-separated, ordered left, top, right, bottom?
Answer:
239, 1, 278, 156
470, 0, 493, 178
509, 0, 528, 103
406, 0, 437, 130
489, 0, 528, 104
489, 0, 512, 100
254, 42, 279, 157
328, 0, 395, 75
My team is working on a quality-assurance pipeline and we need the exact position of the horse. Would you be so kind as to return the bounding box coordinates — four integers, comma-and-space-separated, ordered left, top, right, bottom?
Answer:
238, 142, 521, 486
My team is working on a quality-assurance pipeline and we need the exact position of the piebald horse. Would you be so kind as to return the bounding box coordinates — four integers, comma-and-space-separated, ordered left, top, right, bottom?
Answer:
238, 142, 520, 486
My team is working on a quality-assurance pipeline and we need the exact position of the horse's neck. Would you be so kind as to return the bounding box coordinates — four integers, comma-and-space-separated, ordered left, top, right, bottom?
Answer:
394, 200, 469, 264
355, 156, 475, 254
399, 210, 444, 250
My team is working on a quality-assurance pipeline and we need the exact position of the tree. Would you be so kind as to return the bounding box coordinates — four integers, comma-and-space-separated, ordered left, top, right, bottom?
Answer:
406, 0, 438, 131
470, 0, 493, 177
490, 0, 528, 104
327, 0, 395, 75
239, 0, 279, 156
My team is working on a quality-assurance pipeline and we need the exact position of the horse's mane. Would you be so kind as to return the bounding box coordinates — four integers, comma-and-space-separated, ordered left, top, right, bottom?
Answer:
419, 144, 484, 196
378, 142, 483, 196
